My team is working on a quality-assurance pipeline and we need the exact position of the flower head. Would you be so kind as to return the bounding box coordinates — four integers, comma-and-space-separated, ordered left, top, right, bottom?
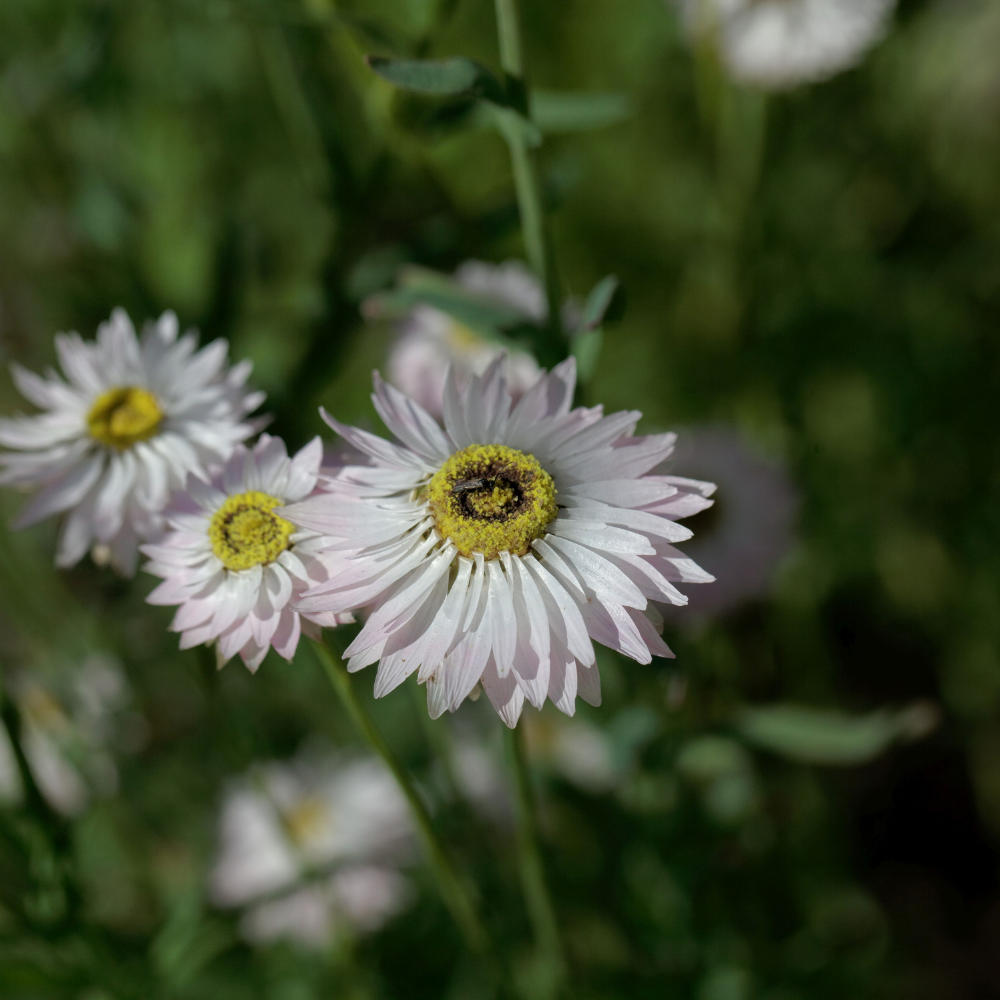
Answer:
285, 358, 715, 727
0, 655, 132, 816
681, 0, 895, 89
0, 308, 264, 574
211, 752, 414, 948
142, 435, 351, 673
385, 260, 543, 418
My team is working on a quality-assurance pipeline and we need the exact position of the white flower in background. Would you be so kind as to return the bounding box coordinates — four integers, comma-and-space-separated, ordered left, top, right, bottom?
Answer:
143, 435, 353, 673
285, 358, 715, 728
0, 309, 264, 574
210, 753, 414, 949
535, 716, 620, 794
0, 655, 131, 815
384, 260, 543, 418
680, 0, 895, 89
660, 427, 797, 618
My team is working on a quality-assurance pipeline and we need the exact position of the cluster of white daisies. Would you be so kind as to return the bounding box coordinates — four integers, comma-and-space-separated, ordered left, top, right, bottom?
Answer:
0, 296, 718, 727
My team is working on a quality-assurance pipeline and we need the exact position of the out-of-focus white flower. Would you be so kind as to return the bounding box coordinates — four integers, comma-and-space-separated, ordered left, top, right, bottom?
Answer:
0, 655, 131, 815
385, 261, 543, 418
286, 359, 715, 727
680, 0, 895, 90
661, 427, 797, 618
210, 753, 415, 949
142, 435, 353, 673
448, 729, 514, 826
0, 309, 264, 574
525, 709, 660, 794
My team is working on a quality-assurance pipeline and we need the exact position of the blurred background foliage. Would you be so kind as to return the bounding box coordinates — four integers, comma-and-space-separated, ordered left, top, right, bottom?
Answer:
2, 0, 1000, 997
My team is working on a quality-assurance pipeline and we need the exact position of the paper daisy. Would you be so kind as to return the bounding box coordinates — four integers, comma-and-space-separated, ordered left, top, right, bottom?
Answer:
681, 0, 895, 90
210, 752, 414, 948
285, 358, 715, 727
0, 308, 264, 574
0, 655, 131, 816
143, 434, 352, 672
384, 260, 543, 418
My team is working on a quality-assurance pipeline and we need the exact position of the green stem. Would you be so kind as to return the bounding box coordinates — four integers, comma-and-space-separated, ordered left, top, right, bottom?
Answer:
493, 0, 563, 346
311, 638, 491, 958
505, 725, 565, 995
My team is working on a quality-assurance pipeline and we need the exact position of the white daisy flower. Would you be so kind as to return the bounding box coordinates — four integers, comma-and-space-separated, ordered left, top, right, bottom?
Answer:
384, 260, 544, 418
210, 752, 414, 948
0, 308, 264, 574
681, 0, 895, 90
142, 434, 353, 673
285, 358, 716, 728
0, 655, 131, 816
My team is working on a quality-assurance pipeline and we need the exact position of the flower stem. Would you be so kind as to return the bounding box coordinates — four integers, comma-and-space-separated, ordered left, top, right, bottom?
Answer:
505, 724, 566, 995
310, 637, 491, 959
493, 0, 563, 347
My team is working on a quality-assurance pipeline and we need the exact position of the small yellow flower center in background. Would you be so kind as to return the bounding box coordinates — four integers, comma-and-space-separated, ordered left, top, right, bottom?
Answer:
445, 318, 481, 351
282, 795, 331, 848
87, 386, 163, 450
425, 444, 557, 560
209, 491, 294, 572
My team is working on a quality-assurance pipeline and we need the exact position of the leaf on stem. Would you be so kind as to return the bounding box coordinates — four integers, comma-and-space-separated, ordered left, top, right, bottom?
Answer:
476, 102, 543, 148
579, 275, 624, 332
366, 56, 507, 104
736, 701, 939, 766
571, 276, 624, 382
531, 91, 633, 133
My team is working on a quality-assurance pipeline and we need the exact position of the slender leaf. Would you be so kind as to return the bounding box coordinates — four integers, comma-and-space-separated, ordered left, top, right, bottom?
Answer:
736, 702, 939, 766
531, 91, 633, 133
366, 56, 506, 104
571, 328, 603, 382
580, 275, 623, 331
478, 102, 543, 148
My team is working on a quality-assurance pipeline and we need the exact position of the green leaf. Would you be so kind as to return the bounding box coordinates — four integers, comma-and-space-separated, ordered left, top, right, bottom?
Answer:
736, 702, 939, 766
366, 56, 506, 104
530, 91, 633, 133
571, 328, 603, 382
580, 275, 623, 331
476, 102, 543, 148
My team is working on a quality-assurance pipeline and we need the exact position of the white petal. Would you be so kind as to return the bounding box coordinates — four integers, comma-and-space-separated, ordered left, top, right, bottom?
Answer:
14, 453, 105, 529
480, 658, 525, 728
371, 372, 453, 462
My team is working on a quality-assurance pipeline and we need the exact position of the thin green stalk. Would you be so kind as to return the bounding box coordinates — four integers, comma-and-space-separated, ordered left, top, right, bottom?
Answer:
505, 725, 565, 995
310, 638, 491, 958
493, 0, 563, 345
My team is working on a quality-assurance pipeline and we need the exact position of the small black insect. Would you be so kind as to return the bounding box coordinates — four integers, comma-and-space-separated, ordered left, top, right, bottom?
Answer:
451, 463, 517, 497
451, 477, 490, 495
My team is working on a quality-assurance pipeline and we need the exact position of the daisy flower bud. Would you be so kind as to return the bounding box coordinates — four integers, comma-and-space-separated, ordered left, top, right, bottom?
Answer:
384, 260, 543, 418
680, 0, 895, 90
142, 435, 352, 673
284, 358, 716, 728
0, 308, 265, 574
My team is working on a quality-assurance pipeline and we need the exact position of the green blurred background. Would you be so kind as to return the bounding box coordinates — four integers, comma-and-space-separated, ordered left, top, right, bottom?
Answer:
2, 0, 1000, 997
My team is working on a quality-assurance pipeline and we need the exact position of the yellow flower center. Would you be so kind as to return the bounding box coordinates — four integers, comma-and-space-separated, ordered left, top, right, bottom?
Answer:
425, 444, 557, 560
87, 386, 163, 450
445, 318, 480, 351
209, 491, 294, 572
281, 796, 330, 848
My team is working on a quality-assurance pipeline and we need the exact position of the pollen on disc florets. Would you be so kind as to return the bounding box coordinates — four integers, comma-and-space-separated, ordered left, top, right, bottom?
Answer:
87, 386, 163, 450
209, 490, 294, 572
425, 444, 557, 560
